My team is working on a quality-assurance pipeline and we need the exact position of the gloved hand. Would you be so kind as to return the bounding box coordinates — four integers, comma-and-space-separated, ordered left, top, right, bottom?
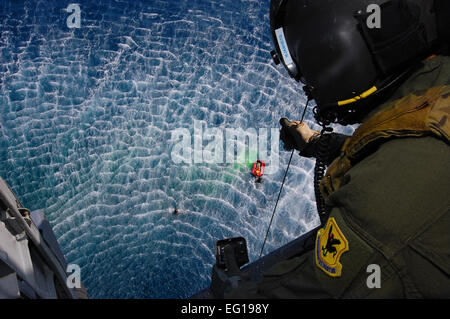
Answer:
279, 118, 320, 151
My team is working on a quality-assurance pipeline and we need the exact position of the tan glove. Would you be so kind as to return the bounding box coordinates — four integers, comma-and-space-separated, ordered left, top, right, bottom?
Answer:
280, 118, 320, 151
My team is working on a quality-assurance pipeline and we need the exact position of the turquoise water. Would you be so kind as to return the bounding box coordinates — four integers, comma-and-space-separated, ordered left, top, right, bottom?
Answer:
0, 0, 337, 298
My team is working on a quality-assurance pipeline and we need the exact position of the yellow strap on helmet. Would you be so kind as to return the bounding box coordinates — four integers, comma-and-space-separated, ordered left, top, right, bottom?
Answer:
337, 86, 378, 106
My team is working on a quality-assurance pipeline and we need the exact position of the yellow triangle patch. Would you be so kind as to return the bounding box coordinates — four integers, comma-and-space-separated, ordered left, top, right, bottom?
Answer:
315, 217, 349, 277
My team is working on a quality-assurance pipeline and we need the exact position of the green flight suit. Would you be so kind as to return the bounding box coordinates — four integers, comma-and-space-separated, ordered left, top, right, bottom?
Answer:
226, 56, 450, 298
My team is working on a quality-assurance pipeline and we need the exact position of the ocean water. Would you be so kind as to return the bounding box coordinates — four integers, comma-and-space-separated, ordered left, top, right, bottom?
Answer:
0, 0, 352, 298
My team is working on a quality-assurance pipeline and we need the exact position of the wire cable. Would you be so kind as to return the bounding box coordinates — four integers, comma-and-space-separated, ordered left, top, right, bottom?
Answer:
259, 99, 310, 258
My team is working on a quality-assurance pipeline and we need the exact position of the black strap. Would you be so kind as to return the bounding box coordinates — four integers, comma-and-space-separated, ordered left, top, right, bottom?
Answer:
313, 131, 333, 226
434, 0, 450, 54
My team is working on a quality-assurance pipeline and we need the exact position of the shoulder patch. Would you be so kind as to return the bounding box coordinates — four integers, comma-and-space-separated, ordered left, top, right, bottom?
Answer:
315, 217, 349, 277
